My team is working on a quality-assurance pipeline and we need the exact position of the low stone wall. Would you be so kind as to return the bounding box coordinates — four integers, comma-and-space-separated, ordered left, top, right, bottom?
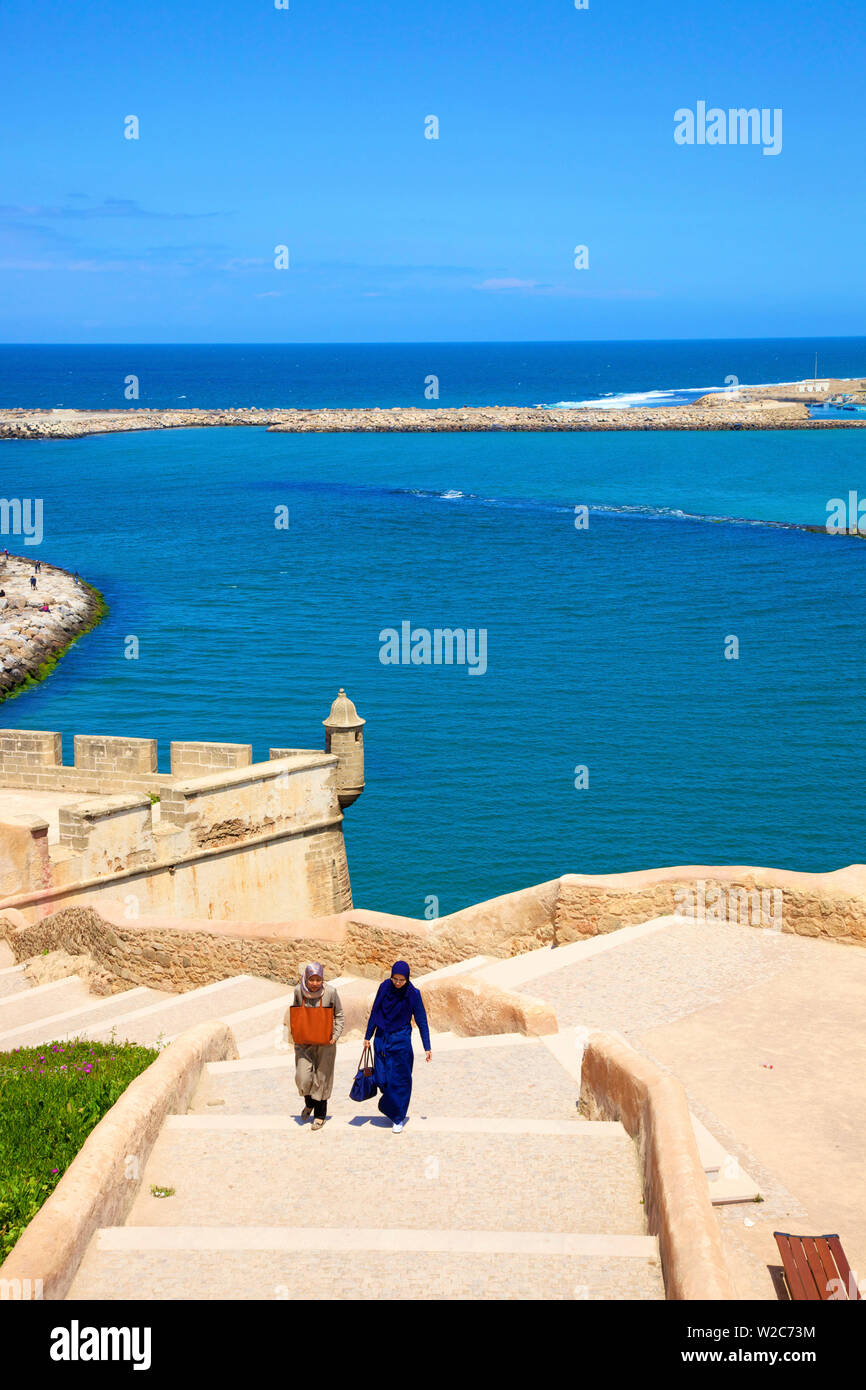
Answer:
0, 906, 349, 991
579, 1031, 734, 1301
4, 863, 866, 997
553, 866, 866, 947
0, 1020, 238, 1300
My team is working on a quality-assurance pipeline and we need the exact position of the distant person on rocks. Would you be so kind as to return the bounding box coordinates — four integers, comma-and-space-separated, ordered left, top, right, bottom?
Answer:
29, 575, 36, 589
73, 572, 80, 585
286, 964, 344, 1131
364, 960, 431, 1133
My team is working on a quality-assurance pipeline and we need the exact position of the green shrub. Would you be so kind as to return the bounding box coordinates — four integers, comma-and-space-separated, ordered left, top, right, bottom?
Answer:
0, 1038, 157, 1262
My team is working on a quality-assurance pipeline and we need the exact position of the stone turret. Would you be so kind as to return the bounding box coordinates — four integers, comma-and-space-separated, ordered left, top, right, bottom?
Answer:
323, 688, 365, 808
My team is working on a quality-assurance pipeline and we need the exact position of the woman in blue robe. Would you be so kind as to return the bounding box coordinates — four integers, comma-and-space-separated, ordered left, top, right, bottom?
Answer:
364, 960, 431, 1132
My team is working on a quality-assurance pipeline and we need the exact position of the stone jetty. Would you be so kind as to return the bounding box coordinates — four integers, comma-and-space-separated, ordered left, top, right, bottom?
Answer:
1, 391, 866, 441
0, 555, 104, 699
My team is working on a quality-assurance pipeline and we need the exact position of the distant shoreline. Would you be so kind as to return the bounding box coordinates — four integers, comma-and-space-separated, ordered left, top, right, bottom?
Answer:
1, 408, 864, 441
1, 377, 864, 440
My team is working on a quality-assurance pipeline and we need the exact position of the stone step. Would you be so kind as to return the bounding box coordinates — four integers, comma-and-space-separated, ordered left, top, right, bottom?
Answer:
78, 975, 291, 1047
193, 1033, 582, 1121
67, 1227, 663, 1300
166, 988, 297, 1050
167, 1113, 623, 1136
0, 973, 93, 1026
0, 983, 169, 1051
122, 1120, 646, 1236
178, 974, 362, 1056
0, 961, 31, 999
234, 1019, 539, 1062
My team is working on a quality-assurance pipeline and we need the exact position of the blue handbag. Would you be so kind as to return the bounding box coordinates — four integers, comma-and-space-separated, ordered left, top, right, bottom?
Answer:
350, 1041, 378, 1102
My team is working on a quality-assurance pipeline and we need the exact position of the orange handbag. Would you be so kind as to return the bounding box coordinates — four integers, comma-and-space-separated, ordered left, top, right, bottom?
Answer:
289, 1004, 334, 1046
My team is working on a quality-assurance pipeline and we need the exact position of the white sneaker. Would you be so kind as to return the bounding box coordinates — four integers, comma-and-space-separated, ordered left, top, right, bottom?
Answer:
392, 1120, 405, 1133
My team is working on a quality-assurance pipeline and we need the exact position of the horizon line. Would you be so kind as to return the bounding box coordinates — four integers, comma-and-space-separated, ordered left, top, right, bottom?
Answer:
1, 334, 865, 348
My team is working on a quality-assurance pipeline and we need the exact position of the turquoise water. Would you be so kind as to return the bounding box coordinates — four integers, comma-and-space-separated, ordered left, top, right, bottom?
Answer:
2, 424, 864, 916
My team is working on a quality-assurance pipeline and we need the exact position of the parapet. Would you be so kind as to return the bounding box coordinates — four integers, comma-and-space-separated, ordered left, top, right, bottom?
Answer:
0, 702, 366, 922
170, 741, 253, 779
0, 694, 365, 805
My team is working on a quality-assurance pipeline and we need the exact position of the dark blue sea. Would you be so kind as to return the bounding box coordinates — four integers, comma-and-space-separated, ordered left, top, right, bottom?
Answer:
0, 338, 865, 411
1, 339, 864, 916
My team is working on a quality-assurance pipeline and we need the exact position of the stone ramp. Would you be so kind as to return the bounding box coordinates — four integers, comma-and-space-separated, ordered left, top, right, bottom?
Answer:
68, 1034, 664, 1301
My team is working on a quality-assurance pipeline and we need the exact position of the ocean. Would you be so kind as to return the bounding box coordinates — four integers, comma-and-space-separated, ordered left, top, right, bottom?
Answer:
1, 339, 864, 916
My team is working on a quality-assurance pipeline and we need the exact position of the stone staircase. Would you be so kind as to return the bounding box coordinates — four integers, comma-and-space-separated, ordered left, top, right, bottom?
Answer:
0, 973, 293, 1054
2, 920, 767, 1296
67, 1031, 664, 1301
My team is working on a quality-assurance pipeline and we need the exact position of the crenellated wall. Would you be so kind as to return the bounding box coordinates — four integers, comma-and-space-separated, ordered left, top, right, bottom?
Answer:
0, 724, 361, 925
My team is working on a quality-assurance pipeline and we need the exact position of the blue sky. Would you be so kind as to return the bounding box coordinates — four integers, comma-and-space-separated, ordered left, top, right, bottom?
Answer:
0, 0, 862, 342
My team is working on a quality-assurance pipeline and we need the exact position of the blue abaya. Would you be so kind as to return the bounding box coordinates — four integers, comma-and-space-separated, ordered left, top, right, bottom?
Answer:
365, 968, 431, 1124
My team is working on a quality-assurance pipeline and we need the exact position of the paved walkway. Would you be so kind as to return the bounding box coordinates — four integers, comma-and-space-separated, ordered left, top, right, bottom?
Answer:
514, 919, 866, 1299
0, 788, 131, 845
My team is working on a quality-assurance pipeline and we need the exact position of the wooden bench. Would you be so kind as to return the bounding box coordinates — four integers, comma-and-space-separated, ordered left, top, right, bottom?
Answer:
774, 1232, 862, 1301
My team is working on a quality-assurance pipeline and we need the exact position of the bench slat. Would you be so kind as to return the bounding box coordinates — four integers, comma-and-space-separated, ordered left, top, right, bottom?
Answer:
790, 1238, 822, 1300
775, 1233, 813, 1301
813, 1237, 841, 1298
801, 1237, 834, 1300
827, 1235, 861, 1301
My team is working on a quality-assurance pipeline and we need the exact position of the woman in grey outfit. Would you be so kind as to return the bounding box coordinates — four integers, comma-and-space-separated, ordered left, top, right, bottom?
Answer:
285, 963, 344, 1131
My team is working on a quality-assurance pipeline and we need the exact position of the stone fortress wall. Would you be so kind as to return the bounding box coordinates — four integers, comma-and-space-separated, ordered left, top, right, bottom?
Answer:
0, 690, 365, 927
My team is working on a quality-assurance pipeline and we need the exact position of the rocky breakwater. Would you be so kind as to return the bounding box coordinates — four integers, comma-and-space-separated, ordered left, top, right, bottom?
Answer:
0, 555, 105, 699
2, 396, 866, 440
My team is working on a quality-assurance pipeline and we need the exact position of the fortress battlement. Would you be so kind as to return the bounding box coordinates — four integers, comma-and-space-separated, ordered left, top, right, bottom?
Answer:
0, 691, 365, 925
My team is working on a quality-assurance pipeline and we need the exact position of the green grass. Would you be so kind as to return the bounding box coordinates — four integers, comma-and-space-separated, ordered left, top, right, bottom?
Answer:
0, 1037, 157, 1263
0, 579, 108, 705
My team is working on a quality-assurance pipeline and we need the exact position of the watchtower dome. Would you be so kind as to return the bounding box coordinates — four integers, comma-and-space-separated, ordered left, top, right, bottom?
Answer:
323, 688, 365, 808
